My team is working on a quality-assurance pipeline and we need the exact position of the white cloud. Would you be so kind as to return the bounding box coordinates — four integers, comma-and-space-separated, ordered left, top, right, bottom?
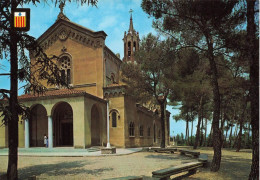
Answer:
98, 16, 118, 30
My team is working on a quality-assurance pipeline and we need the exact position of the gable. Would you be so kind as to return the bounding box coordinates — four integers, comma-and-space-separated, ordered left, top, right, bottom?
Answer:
37, 19, 107, 51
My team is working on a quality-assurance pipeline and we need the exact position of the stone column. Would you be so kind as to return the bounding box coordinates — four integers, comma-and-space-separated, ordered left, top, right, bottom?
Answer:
48, 115, 53, 148
106, 100, 111, 148
24, 119, 29, 148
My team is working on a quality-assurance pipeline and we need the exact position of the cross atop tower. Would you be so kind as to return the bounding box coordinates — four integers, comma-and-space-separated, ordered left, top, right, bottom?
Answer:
59, 2, 65, 14
57, 1, 70, 21
129, 9, 133, 17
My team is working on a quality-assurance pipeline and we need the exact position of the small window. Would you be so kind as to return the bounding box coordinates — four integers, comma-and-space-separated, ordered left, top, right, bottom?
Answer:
133, 41, 136, 52
112, 112, 117, 127
128, 41, 131, 50
111, 73, 115, 84
67, 69, 71, 84
147, 127, 150, 137
59, 56, 72, 85
61, 70, 65, 83
139, 125, 144, 137
129, 122, 135, 137
128, 41, 131, 57
158, 129, 161, 138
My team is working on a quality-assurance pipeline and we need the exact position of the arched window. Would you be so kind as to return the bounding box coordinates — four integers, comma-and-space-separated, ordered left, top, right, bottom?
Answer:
112, 111, 117, 127
111, 73, 115, 84
129, 122, 135, 137
133, 41, 136, 52
139, 125, 144, 137
128, 41, 131, 57
59, 56, 72, 84
147, 127, 151, 137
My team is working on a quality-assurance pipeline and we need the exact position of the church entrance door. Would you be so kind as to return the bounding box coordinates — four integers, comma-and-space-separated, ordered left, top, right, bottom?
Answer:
61, 122, 73, 146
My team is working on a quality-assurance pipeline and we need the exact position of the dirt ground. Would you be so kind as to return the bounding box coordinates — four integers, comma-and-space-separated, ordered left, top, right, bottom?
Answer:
0, 147, 252, 180
181, 147, 252, 180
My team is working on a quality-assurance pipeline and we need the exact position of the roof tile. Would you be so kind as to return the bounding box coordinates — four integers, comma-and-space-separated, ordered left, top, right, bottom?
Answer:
19, 89, 85, 100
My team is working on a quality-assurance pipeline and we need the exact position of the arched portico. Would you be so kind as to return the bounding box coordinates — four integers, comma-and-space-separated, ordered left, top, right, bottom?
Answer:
91, 104, 102, 146
30, 104, 48, 147
52, 102, 73, 147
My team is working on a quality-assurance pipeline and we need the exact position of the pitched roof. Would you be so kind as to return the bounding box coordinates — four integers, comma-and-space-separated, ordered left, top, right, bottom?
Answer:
19, 89, 85, 100
37, 18, 107, 46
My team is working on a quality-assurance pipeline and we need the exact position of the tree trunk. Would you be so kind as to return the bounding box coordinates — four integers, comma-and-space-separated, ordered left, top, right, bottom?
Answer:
248, 123, 250, 148
235, 125, 238, 137
185, 113, 188, 143
187, 121, 189, 145
208, 124, 213, 147
236, 121, 244, 152
7, 8, 19, 179
185, 113, 189, 145
207, 39, 221, 172
191, 119, 193, 145
247, 0, 259, 179
224, 125, 229, 147
200, 116, 204, 146
159, 102, 166, 148
236, 102, 247, 152
204, 118, 207, 146
233, 124, 239, 148
229, 124, 233, 148
194, 96, 203, 149
220, 109, 226, 147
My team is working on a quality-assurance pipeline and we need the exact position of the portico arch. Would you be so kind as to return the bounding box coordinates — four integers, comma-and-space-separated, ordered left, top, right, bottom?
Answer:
52, 102, 73, 146
91, 104, 102, 146
30, 104, 48, 147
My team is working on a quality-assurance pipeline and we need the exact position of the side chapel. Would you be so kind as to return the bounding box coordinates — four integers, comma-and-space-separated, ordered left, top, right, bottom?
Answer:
0, 6, 170, 148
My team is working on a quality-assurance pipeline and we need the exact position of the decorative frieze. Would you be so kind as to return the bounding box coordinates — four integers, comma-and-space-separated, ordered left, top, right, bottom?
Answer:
40, 24, 105, 51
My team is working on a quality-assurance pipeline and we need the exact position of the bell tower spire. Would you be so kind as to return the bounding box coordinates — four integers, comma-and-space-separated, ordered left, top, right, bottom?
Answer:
123, 9, 139, 62
128, 9, 134, 33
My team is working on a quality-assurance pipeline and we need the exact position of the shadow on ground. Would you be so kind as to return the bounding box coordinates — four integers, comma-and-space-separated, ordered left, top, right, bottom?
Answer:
16, 160, 113, 179
145, 154, 182, 160
181, 154, 251, 180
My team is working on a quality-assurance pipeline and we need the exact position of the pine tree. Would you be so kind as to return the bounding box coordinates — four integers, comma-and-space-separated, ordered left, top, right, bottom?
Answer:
141, 0, 245, 171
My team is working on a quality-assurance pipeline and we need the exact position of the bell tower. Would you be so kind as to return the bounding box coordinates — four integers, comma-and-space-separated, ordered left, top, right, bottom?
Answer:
123, 9, 140, 62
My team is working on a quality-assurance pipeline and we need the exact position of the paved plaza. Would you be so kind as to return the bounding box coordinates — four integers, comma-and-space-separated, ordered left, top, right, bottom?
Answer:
0, 147, 142, 157
0, 147, 252, 180
0, 147, 195, 179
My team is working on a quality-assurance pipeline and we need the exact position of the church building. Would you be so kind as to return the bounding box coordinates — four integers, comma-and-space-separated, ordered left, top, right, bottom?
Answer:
0, 7, 170, 148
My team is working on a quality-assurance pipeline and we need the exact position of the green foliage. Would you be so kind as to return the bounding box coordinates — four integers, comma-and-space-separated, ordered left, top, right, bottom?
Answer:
121, 33, 177, 104
121, 33, 178, 148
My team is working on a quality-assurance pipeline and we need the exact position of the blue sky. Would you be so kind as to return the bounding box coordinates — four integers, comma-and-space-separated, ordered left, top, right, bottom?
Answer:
0, 0, 204, 137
